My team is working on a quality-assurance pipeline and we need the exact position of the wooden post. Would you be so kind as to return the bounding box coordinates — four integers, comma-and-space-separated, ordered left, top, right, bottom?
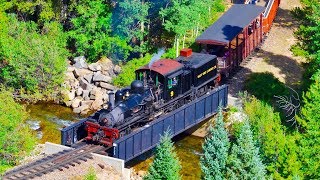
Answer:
260, 14, 263, 43
236, 35, 239, 66
229, 42, 232, 68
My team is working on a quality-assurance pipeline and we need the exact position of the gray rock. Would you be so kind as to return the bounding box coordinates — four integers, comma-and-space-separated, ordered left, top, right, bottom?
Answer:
88, 63, 102, 72
114, 65, 121, 74
92, 72, 112, 83
79, 77, 94, 91
65, 90, 75, 101
91, 99, 104, 110
98, 57, 114, 71
73, 68, 92, 78
65, 100, 73, 107
67, 66, 75, 72
99, 82, 116, 90
73, 104, 90, 114
90, 87, 104, 99
82, 90, 90, 100
76, 87, 83, 96
65, 71, 75, 80
81, 100, 94, 107
71, 97, 83, 109
73, 56, 88, 69
69, 79, 79, 89
83, 73, 93, 83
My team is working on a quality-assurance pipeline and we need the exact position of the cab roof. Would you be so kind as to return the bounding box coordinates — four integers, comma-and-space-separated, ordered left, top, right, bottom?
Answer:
137, 59, 184, 76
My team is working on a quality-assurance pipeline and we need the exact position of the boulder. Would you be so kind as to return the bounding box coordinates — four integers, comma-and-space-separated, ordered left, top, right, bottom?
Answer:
98, 57, 114, 71
88, 63, 102, 72
90, 87, 104, 99
82, 90, 90, 100
99, 82, 116, 90
92, 72, 112, 83
81, 100, 94, 107
71, 97, 83, 109
65, 100, 73, 107
79, 77, 94, 91
114, 65, 121, 74
76, 87, 83, 96
65, 71, 75, 80
69, 79, 79, 89
73, 68, 92, 79
67, 66, 75, 72
73, 56, 88, 69
83, 73, 93, 83
91, 99, 104, 110
73, 104, 90, 114
63, 90, 75, 102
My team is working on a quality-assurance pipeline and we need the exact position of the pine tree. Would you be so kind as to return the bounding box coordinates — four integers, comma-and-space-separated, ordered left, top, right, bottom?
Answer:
200, 108, 230, 180
227, 121, 266, 180
296, 72, 320, 178
144, 131, 181, 180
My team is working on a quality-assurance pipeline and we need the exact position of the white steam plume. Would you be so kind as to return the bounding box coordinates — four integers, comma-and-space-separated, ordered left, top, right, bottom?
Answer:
148, 48, 165, 68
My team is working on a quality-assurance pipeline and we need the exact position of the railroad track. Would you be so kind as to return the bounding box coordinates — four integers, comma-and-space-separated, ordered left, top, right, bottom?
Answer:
2, 144, 106, 180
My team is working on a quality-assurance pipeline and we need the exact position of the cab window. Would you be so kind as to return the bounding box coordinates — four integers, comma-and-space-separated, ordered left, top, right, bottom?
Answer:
167, 77, 178, 89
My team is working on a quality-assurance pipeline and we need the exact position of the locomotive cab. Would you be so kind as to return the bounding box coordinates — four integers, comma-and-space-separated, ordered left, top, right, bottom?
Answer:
136, 59, 184, 102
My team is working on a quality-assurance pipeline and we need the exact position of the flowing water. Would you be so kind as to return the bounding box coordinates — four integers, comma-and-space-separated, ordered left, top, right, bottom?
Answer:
26, 103, 82, 144
26, 103, 204, 179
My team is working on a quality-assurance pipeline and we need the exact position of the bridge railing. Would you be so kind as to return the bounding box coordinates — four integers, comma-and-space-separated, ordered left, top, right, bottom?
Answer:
113, 85, 228, 162
61, 118, 88, 146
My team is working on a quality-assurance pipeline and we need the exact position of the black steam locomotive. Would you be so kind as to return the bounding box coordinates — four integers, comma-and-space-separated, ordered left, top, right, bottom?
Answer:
85, 49, 220, 146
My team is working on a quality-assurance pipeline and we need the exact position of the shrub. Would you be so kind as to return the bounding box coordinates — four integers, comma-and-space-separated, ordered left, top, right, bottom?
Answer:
244, 72, 289, 103
0, 87, 36, 174
0, 15, 68, 100
243, 96, 302, 179
113, 54, 152, 87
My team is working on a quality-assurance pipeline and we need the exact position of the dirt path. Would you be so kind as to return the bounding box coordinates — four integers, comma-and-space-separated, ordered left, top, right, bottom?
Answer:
228, 0, 305, 98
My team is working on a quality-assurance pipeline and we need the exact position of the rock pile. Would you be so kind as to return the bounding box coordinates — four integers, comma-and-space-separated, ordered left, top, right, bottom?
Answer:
61, 56, 121, 114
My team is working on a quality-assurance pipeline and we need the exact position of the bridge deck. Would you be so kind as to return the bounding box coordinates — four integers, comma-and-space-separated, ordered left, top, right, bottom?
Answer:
61, 85, 228, 162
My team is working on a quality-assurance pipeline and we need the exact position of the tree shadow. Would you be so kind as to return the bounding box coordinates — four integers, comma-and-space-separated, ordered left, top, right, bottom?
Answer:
226, 66, 254, 97
255, 50, 304, 89
272, 7, 300, 29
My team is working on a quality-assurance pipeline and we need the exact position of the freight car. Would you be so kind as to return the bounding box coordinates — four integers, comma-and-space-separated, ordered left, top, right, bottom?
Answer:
85, 49, 220, 146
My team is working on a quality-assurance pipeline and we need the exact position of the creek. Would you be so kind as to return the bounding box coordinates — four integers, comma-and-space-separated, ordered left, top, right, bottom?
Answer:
26, 103, 204, 179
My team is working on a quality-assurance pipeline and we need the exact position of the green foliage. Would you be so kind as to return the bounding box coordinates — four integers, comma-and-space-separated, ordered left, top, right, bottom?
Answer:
0, 87, 36, 174
68, 0, 131, 62
112, 0, 149, 55
113, 54, 152, 87
144, 130, 181, 180
200, 108, 230, 180
0, 0, 58, 24
244, 72, 289, 103
243, 96, 302, 179
0, 15, 68, 99
296, 72, 320, 178
84, 167, 97, 180
226, 121, 266, 180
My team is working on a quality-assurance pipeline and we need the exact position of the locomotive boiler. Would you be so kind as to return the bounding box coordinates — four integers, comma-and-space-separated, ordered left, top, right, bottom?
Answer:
85, 49, 221, 146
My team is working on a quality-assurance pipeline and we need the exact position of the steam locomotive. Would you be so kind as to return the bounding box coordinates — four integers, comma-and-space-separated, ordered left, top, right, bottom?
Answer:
85, 49, 221, 146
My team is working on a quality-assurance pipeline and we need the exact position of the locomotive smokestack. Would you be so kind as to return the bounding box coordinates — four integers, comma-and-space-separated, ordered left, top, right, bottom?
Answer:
108, 92, 115, 109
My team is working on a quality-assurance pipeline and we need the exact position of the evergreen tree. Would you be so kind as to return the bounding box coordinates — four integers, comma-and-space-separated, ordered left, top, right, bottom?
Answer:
144, 131, 181, 180
112, 0, 149, 56
227, 121, 266, 180
296, 72, 320, 178
200, 108, 230, 180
